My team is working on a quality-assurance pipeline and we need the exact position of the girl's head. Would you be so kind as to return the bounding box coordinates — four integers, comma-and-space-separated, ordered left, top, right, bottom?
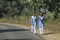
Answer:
40, 14, 44, 17
39, 13, 43, 17
32, 12, 36, 16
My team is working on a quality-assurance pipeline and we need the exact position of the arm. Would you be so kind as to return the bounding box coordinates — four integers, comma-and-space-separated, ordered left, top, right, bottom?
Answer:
31, 16, 32, 22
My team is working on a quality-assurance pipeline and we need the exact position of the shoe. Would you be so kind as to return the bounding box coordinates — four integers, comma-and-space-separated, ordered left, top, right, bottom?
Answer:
34, 32, 36, 35
40, 32, 43, 35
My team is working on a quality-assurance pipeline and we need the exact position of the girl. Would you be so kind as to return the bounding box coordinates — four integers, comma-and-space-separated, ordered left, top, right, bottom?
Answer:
38, 14, 44, 34
31, 13, 36, 34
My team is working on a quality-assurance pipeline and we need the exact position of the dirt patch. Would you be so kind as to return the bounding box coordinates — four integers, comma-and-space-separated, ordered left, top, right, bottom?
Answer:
42, 32, 60, 40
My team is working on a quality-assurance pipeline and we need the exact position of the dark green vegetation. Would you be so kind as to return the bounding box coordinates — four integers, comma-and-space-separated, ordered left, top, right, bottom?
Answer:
0, 0, 60, 32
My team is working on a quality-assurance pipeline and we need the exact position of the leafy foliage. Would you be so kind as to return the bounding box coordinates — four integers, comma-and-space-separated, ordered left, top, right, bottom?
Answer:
0, 0, 60, 20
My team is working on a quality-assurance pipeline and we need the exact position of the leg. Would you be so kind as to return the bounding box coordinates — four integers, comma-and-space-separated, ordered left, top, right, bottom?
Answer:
33, 23, 36, 34
31, 25, 34, 32
39, 26, 44, 34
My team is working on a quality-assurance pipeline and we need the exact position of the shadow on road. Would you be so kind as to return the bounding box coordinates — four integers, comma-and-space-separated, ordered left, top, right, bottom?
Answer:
0, 29, 46, 40
0, 29, 30, 33
1, 39, 43, 40
0, 24, 46, 40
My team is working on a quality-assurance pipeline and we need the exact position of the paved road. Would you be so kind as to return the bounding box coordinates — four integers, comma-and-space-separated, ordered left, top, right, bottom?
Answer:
0, 24, 45, 40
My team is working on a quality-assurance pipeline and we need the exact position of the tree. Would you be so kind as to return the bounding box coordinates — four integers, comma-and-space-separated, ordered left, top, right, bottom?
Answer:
0, 0, 60, 20
43, 0, 60, 19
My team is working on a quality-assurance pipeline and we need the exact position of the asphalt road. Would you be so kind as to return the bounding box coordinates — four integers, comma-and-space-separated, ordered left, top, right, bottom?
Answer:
0, 23, 45, 40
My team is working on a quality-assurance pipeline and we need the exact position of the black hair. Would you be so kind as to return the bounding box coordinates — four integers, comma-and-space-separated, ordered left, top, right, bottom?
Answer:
40, 13, 44, 17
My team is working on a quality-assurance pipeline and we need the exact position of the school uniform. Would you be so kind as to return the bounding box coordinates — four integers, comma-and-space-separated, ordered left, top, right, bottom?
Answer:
31, 16, 36, 34
38, 16, 44, 34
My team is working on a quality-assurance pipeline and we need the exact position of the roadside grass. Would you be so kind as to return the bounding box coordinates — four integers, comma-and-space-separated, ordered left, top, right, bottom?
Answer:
0, 16, 31, 27
44, 21, 60, 32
